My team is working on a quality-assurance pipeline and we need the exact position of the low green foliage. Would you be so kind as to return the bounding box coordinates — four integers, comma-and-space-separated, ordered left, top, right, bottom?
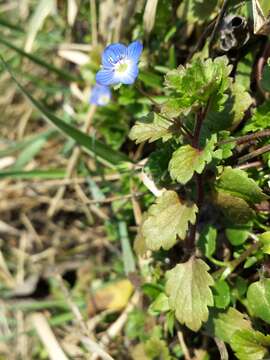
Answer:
1, 0, 270, 359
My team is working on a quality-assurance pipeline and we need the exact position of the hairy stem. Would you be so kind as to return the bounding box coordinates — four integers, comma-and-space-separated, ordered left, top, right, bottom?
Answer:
217, 129, 270, 146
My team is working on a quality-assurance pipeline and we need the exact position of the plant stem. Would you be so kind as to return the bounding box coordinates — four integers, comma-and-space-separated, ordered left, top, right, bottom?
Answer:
212, 241, 261, 279
217, 129, 270, 146
238, 143, 270, 164
186, 108, 207, 254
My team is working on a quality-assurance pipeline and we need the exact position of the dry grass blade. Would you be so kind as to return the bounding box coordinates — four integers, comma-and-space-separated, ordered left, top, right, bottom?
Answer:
31, 313, 69, 360
24, 0, 56, 52
47, 104, 97, 217
82, 337, 115, 360
143, 0, 159, 35
68, 0, 79, 26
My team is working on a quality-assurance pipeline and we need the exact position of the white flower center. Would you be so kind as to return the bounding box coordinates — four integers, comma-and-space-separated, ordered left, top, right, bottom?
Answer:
115, 59, 131, 74
99, 94, 110, 105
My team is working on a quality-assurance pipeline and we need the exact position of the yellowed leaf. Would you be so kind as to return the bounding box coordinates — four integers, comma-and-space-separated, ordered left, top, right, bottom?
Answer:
88, 279, 134, 315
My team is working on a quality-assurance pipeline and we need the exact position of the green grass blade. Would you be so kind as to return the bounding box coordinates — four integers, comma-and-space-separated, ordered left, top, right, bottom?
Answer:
12, 136, 47, 170
0, 18, 24, 32
0, 169, 66, 180
0, 129, 56, 157
0, 56, 131, 168
0, 37, 81, 82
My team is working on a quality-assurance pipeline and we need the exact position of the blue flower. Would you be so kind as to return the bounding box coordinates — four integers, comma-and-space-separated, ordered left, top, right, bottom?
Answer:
96, 40, 143, 86
89, 84, 111, 106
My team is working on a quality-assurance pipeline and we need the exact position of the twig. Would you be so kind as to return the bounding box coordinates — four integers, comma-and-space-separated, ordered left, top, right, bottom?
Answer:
235, 160, 263, 170
177, 330, 192, 360
238, 144, 270, 164
217, 129, 270, 146
254, 41, 270, 98
213, 240, 261, 279
214, 337, 229, 360
81, 337, 114, 360
47, 104, 97, 217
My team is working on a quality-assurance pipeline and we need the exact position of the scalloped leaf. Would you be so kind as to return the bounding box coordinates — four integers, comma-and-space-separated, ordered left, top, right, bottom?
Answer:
247, 278, 270, 324
216, 167, 268, 204
203, 82, 252, 135
129, 113, 173, 144
231, 329, 270, 360
243, 100, 270, 132
169, 135, 216, 184
141, 190, 198, 251
163, 56, 231, 117
214, 307, 252, 344
213, 190, 254, 224
166, 257, 214, 331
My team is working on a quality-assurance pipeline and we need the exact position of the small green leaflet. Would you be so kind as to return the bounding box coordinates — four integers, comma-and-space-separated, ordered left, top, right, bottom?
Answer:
247, 278, 270, 324
197, 224, 217, 258
243, 100, 270, 132
129, 113, 173, 144
163, 56, 231, 117
216, 167, 268, 204
169, 135, 216, 185
203, 82, 252, 134
214, 190, 254, 224
141, 190, 198, 251
231, 329, 270, 360
214, 307, 252, 344
214, 307, 270, 360
212, 279, 230, 310
166, 257, 214, 331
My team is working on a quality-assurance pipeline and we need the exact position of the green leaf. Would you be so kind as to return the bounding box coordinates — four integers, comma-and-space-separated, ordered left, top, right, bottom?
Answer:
0, 56, 129, 168
12, 137, 47, 170
141, 190, 198, 251
145, 336, 171, 360
225, 223, 252, 246
247, 278, 270, 324
214, 190, 254, 224
118, 221, 136, 275
203, 81, 252, 135
231, 329, 270, 360
177, 0, 218, 24
212, 279, 230, 309
145, 143, 174, 186
198, 224, 217, 258
260, 59, 270, 92
149, 293, 170, 315
214, 307, 252, 344
259, 232, 270, 254
163, 56, 231, 117
129, 113, 173, 144
169, 135, 216, 184
216, 167, 268, 204
166, 257, 214, 331
0, 129, 55, 158
0, 38, 81, 82
243, 101, 270, 132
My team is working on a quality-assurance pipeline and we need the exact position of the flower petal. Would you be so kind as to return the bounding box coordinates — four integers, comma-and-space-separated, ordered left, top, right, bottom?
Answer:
96, 69, 114, 86
90, 84, 111, 106
102, 43, 127, 68
114, 63, 139, 85
127, 41, 143, 63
